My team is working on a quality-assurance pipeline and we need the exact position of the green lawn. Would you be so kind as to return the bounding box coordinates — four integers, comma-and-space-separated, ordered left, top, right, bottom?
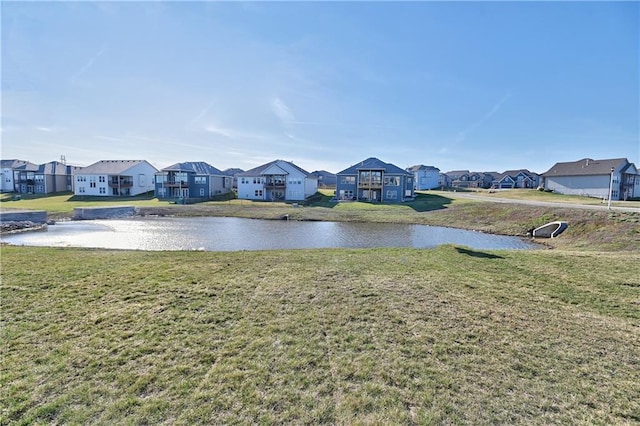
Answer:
2, 246, 639, 424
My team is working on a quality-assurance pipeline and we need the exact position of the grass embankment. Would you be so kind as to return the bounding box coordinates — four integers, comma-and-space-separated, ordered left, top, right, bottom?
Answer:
2, 190, 639, 251
2, 246, 639, 424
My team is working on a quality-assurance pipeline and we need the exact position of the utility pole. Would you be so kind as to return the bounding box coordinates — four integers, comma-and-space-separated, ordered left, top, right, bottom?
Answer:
607, 167, 615, 210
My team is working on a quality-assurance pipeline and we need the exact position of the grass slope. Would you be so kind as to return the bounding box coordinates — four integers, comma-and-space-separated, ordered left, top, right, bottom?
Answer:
2, 246, 639, 424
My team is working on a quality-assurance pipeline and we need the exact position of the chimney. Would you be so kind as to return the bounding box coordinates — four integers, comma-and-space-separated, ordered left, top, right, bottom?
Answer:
586, 159, 589, 166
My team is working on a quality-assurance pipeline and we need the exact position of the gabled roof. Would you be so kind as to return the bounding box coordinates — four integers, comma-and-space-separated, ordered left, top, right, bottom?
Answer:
37, 161, 69, 175
338, 157, 410, 175
161, 161, 223, 175
78, 160, 158, 175
406, 164, 440, 172
238, 159, 312, 177
542, 158, 628, 177
445, 170, 471, 178
1, 159, 34, 169
620, 163, 639, 175
14, 162, 39, 172
493, 169, 538, 182
221, 168, 244, 177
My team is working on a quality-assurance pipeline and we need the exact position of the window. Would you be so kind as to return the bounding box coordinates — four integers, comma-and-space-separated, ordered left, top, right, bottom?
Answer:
386, 190, 397, 199
78, 187, 85, 193
35, 175, 44, 183
339, 189, 354, 200
99, 187, 106, 194
341, 176, 356, 185
36, 185, 44, 192
194, 176, 206, 184
255, 190, 263, 197
384, 176, 400, 186
200, 188, 205, 196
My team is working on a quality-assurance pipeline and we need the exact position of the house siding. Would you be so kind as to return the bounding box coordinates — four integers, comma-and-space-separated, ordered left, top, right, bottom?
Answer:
545, 175, 613, 199
237, 160, 317, 202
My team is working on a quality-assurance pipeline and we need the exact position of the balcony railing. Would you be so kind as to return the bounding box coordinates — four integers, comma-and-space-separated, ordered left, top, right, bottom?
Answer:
265, 181, 286, 188
108, 180, 133, 188
358, 181, 383, 189
163, 181, 188, 187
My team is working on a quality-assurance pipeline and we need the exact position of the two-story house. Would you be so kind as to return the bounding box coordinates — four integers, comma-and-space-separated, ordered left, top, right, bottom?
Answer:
155, 162, 232, 200
1, 159, 35, 192
237, 159, 318, 201
336, 157, 414, 202
74, 160, 158, 197
406, 165, 440, 190
491, 169, 540, 189
13, 161, 79, 194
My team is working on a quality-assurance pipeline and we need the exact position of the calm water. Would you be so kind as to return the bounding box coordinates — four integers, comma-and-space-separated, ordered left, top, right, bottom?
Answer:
1, 217, 538, 251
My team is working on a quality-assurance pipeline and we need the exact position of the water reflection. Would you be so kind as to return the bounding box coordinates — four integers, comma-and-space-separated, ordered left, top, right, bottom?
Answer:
2, 217, 538, 251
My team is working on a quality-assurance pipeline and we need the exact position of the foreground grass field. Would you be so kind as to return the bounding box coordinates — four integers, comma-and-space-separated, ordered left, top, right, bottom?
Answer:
2, 246, 639, 424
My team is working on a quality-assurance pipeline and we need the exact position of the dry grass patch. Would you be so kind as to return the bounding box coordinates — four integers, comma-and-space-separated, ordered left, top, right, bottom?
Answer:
2, 246, 639, 424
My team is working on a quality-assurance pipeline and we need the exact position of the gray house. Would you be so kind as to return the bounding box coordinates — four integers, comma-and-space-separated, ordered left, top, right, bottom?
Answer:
491, 169, 540, 189
13, 161, 78, 194
542, 157, 640, 201
336, 157, 414, 202
155, 162, 232, 200
406, 165, 440, 190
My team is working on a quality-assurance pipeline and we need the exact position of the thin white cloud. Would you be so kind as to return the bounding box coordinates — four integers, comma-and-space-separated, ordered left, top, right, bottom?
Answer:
36, 126, 54, 132
71, 45, 106, 84
457, 92, 512, 142
272, 97, 295, 124
204, 125, 234, 138
187, 98, 216, 127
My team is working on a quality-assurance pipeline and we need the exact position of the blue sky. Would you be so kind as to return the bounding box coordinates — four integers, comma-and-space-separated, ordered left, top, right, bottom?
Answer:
2, 1, 638, 174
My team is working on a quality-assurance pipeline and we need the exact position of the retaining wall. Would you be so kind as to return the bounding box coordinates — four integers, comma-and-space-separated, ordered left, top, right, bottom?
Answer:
0, 210, 48, 223
73, 206, 137, 220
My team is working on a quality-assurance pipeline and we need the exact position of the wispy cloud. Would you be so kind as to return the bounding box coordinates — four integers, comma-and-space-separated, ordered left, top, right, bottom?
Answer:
204, 124, 234, 138
271, 97, 295, 125
457, 92, 512, 142
71, 45, 106, 84
187, 98, 216, 127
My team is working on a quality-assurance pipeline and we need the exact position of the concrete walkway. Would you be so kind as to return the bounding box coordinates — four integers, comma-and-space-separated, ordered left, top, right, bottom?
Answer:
442, 192, 640, 213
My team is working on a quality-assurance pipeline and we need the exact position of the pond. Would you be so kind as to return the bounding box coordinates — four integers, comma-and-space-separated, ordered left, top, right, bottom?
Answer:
1, 217, 539, 251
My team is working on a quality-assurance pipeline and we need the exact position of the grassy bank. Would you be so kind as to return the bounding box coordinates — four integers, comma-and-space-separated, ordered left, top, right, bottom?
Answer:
2, 246, 639, 424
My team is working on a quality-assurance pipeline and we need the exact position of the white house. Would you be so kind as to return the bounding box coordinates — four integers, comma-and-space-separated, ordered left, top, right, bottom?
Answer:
406, 165, 441, 190
237, 159, 318, 201
542, 157, 640, 201
74, 160, 158, 197
0, 159, 36, 192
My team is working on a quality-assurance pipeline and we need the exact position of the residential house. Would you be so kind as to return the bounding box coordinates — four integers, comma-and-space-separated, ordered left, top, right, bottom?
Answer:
310, 170, 337, 188
74, 160, 158, 196
542, 157, 640, 201
155, 162, 232, 199
221, 168, 244, 190
1, 159, 36, 192
406, 165, 440, 190
336, 157, 414, 202
237, 159, 318, 201
491, 169, 540, 189
446, 170, 493, 189
14, 161, 79, 194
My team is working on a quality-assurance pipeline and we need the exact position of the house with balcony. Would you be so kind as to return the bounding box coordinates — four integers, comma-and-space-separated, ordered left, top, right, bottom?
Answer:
491, 169, 540, 189
13, 161, 79, 194
542, 158, 640, 201
336, 157, 414, 203
406, 164, 440, 190
155, 162, 232, 200
1, 159, 36, 192
73, 160, 158, 197
237, 159, 318, 201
